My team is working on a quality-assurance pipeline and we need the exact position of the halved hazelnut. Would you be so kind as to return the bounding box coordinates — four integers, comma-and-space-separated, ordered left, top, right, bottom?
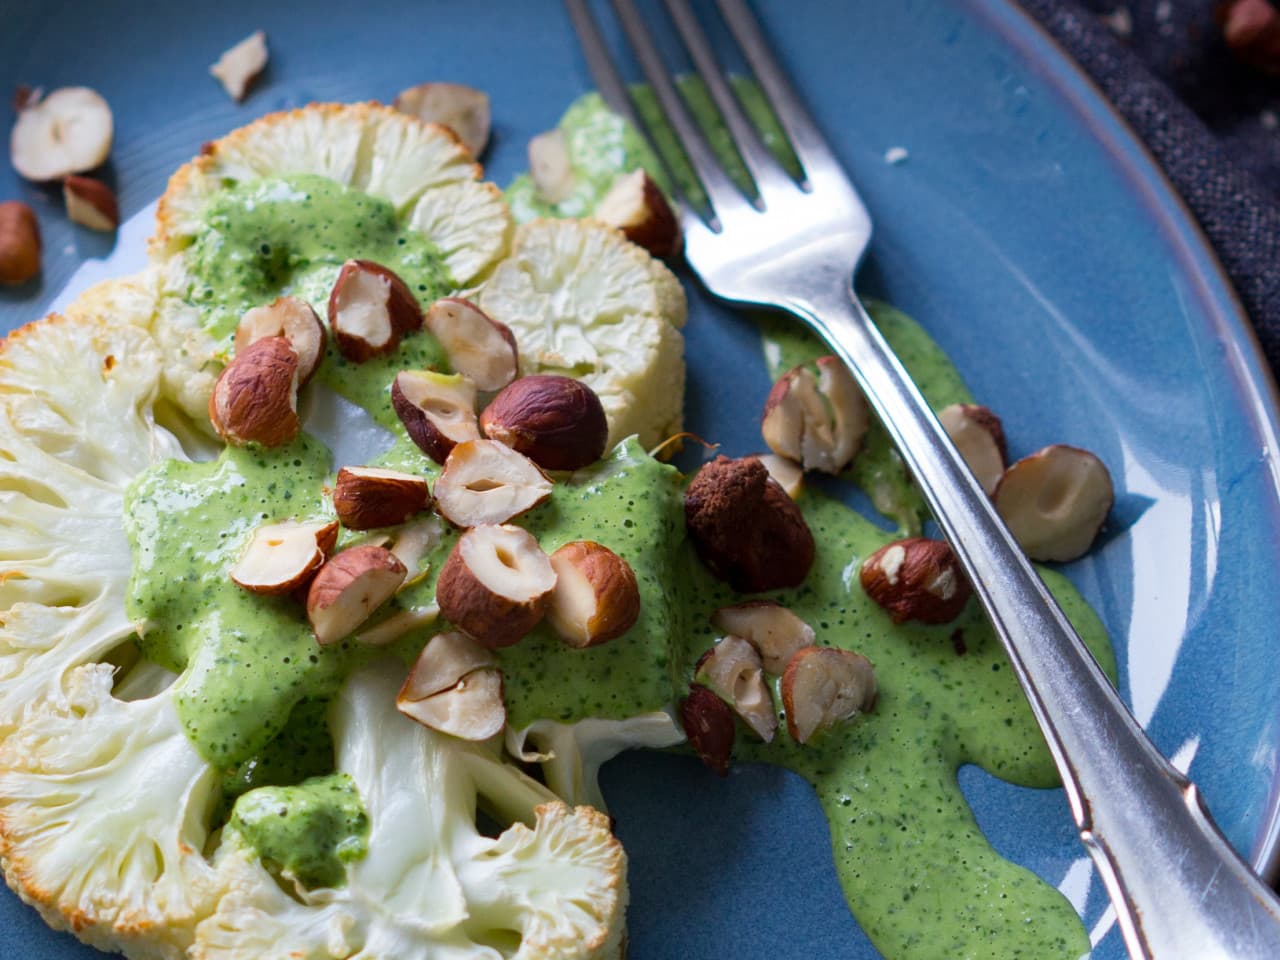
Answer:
684, 455, 814, 593
761, 357, 868, 474
423, 298, 518, 392
694, 636, 776, 742
63, 176, 118, 232
528, 128, 575, 204
938, 403, 1007, 496
749, 452, 803, 500
679, 684, 735, 777
399, 663, 505, 741
328, 259, 424, 362
10, 86, 112, 182
0, 201, 40, 287
780, 646, 877, 745
208, 336, 300, 447
434, 439, 553, 528
306, 545, 407, 645
332, 466, 430, 530
389, 516, 446, 589
860, 537, 971, 624
391, 370, 480, 464
393, 82, 491, 157
235, 296, 327, 384
435, 523, 557, 649
230, 519, 339, 595
210, 30, 268, 102
546, 541, 640, 648
397, 630, 505, 740
593, 169, 681, 259
480, 375, 609, 471
994, 444, 1114, 561
710, 600, 815, 675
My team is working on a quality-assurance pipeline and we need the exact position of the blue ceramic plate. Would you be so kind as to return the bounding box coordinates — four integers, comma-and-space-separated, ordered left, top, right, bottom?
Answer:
3, 1, 1279, 957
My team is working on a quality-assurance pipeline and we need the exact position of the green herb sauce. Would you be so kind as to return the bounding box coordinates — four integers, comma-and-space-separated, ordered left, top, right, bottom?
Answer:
122, 99, 1115, 954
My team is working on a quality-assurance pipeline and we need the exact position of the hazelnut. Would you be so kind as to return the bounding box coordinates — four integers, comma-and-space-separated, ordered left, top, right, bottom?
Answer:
679, 684, 736, 776
528, 128, 575, 204
711, 600, 815, 675
397, 631, 505, 740
391, 369, 481, 464
761, 357, 868, 475
208, 336, 301, 447
546, 541, 641, 648
332, 466, 431, 530
780, 646, 877, 745
433, 439, 553, 528
593, 169, 681, 259
860, 537, 971, 624
0, 201, 40, 286
393, 82, 491, 157
423, 297, 519, 392
306, 545, 408, 645
749, 452, 803, 500
62, 176, 118, 232
235, 296, 327, 384
937, 403, 1007, 496
694, 636, 776, 742
10, 86, 112, 182
435, 523, 557, 649
328, 259, 423, 362
229, 519, 339, 595
684, 455, 815, 593
210, 31, 268, 102
1217, 0, 1280, 74
994, 444, 1114, 561
480, 375, 609, 471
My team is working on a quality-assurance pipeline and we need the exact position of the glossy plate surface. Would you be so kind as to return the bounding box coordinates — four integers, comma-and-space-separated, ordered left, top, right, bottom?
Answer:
3, 1, 1279, 957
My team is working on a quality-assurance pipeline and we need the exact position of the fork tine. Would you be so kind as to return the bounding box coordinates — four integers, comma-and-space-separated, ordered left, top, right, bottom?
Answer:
610, 0, 751, 226
714, 0, 841, 188
662, 0, 794, 201
563, 0, 644, 129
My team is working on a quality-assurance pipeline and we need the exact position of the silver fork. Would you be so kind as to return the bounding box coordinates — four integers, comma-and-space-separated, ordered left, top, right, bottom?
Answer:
566, 1, 1280, 957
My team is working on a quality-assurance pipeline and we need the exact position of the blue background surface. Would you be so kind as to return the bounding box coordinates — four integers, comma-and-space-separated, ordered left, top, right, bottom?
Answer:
3, 0, 1280, 957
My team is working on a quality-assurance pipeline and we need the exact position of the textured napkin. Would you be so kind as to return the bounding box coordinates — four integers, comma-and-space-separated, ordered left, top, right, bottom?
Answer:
1020, 0, 1280, 377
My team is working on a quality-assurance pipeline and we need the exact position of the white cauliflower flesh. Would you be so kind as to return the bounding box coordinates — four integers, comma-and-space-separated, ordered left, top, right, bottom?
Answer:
477, 219, 687, 450
0, 314, 186, 737
195, 660, 627, 960
0, 664, 223, 959
152, 103, 511, 286
506, 712, 684, 813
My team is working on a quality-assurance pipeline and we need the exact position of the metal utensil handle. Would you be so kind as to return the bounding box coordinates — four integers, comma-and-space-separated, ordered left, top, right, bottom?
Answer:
785, 281, 1280, 960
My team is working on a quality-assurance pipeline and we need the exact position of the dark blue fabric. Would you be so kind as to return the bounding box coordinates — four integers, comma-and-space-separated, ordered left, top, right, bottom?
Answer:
1021, 0, 1280, 376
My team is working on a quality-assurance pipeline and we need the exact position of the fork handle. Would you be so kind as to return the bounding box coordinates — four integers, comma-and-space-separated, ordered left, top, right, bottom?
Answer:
787, 283, 1280, 959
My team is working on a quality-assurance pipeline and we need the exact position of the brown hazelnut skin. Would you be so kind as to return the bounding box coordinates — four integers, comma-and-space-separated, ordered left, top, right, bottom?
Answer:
208, 336, 300, 448
0, 201, 40, 286
436, 538, 551, 649
679, 684, 735, 777
480, 375, 609, 471
684, 455, 815, 593
859, 537, 972, 625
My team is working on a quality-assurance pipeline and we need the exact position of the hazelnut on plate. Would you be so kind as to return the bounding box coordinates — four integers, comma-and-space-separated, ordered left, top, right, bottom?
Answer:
0, 201, 40, 287
393, 82, 491, 157
684, 455, 814, 593
435, 523, 557, 649
209, 336, 300, 447
679, 684, 736, 777
392, 370, 481, 464
423, 297, 518, 392
694, 636, 776, 742
711, 600, 816, 675
332, 466, 431, 530
762, 357, 868, 475
860, 537, 971, 625
937, 403, 1007, 496
328, 259, 423, 362
780, 646, 877, 745
434, 439, 553, 528
546, 541, 640, 648
994, 444, 1113, 562
230, 519, 338, 595
397, 630, 505, 740
306, 545, 407, 645
480, 375, 608, 471
235, 296, 327, 384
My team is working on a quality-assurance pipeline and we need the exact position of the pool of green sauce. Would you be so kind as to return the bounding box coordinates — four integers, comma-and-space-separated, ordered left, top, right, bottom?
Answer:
122, 97, 1117, 957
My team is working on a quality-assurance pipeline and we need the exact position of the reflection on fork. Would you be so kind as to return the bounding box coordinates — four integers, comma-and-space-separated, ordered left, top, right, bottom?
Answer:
564, 1, 1280, 957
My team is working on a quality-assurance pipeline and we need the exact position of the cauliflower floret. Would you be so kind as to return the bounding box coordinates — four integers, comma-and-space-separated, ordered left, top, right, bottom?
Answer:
0, 315, 186, 737
506, 712, 684, 813
193, 660, 627, 960
477, 219, 687, 450
0, 664, 223, 958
